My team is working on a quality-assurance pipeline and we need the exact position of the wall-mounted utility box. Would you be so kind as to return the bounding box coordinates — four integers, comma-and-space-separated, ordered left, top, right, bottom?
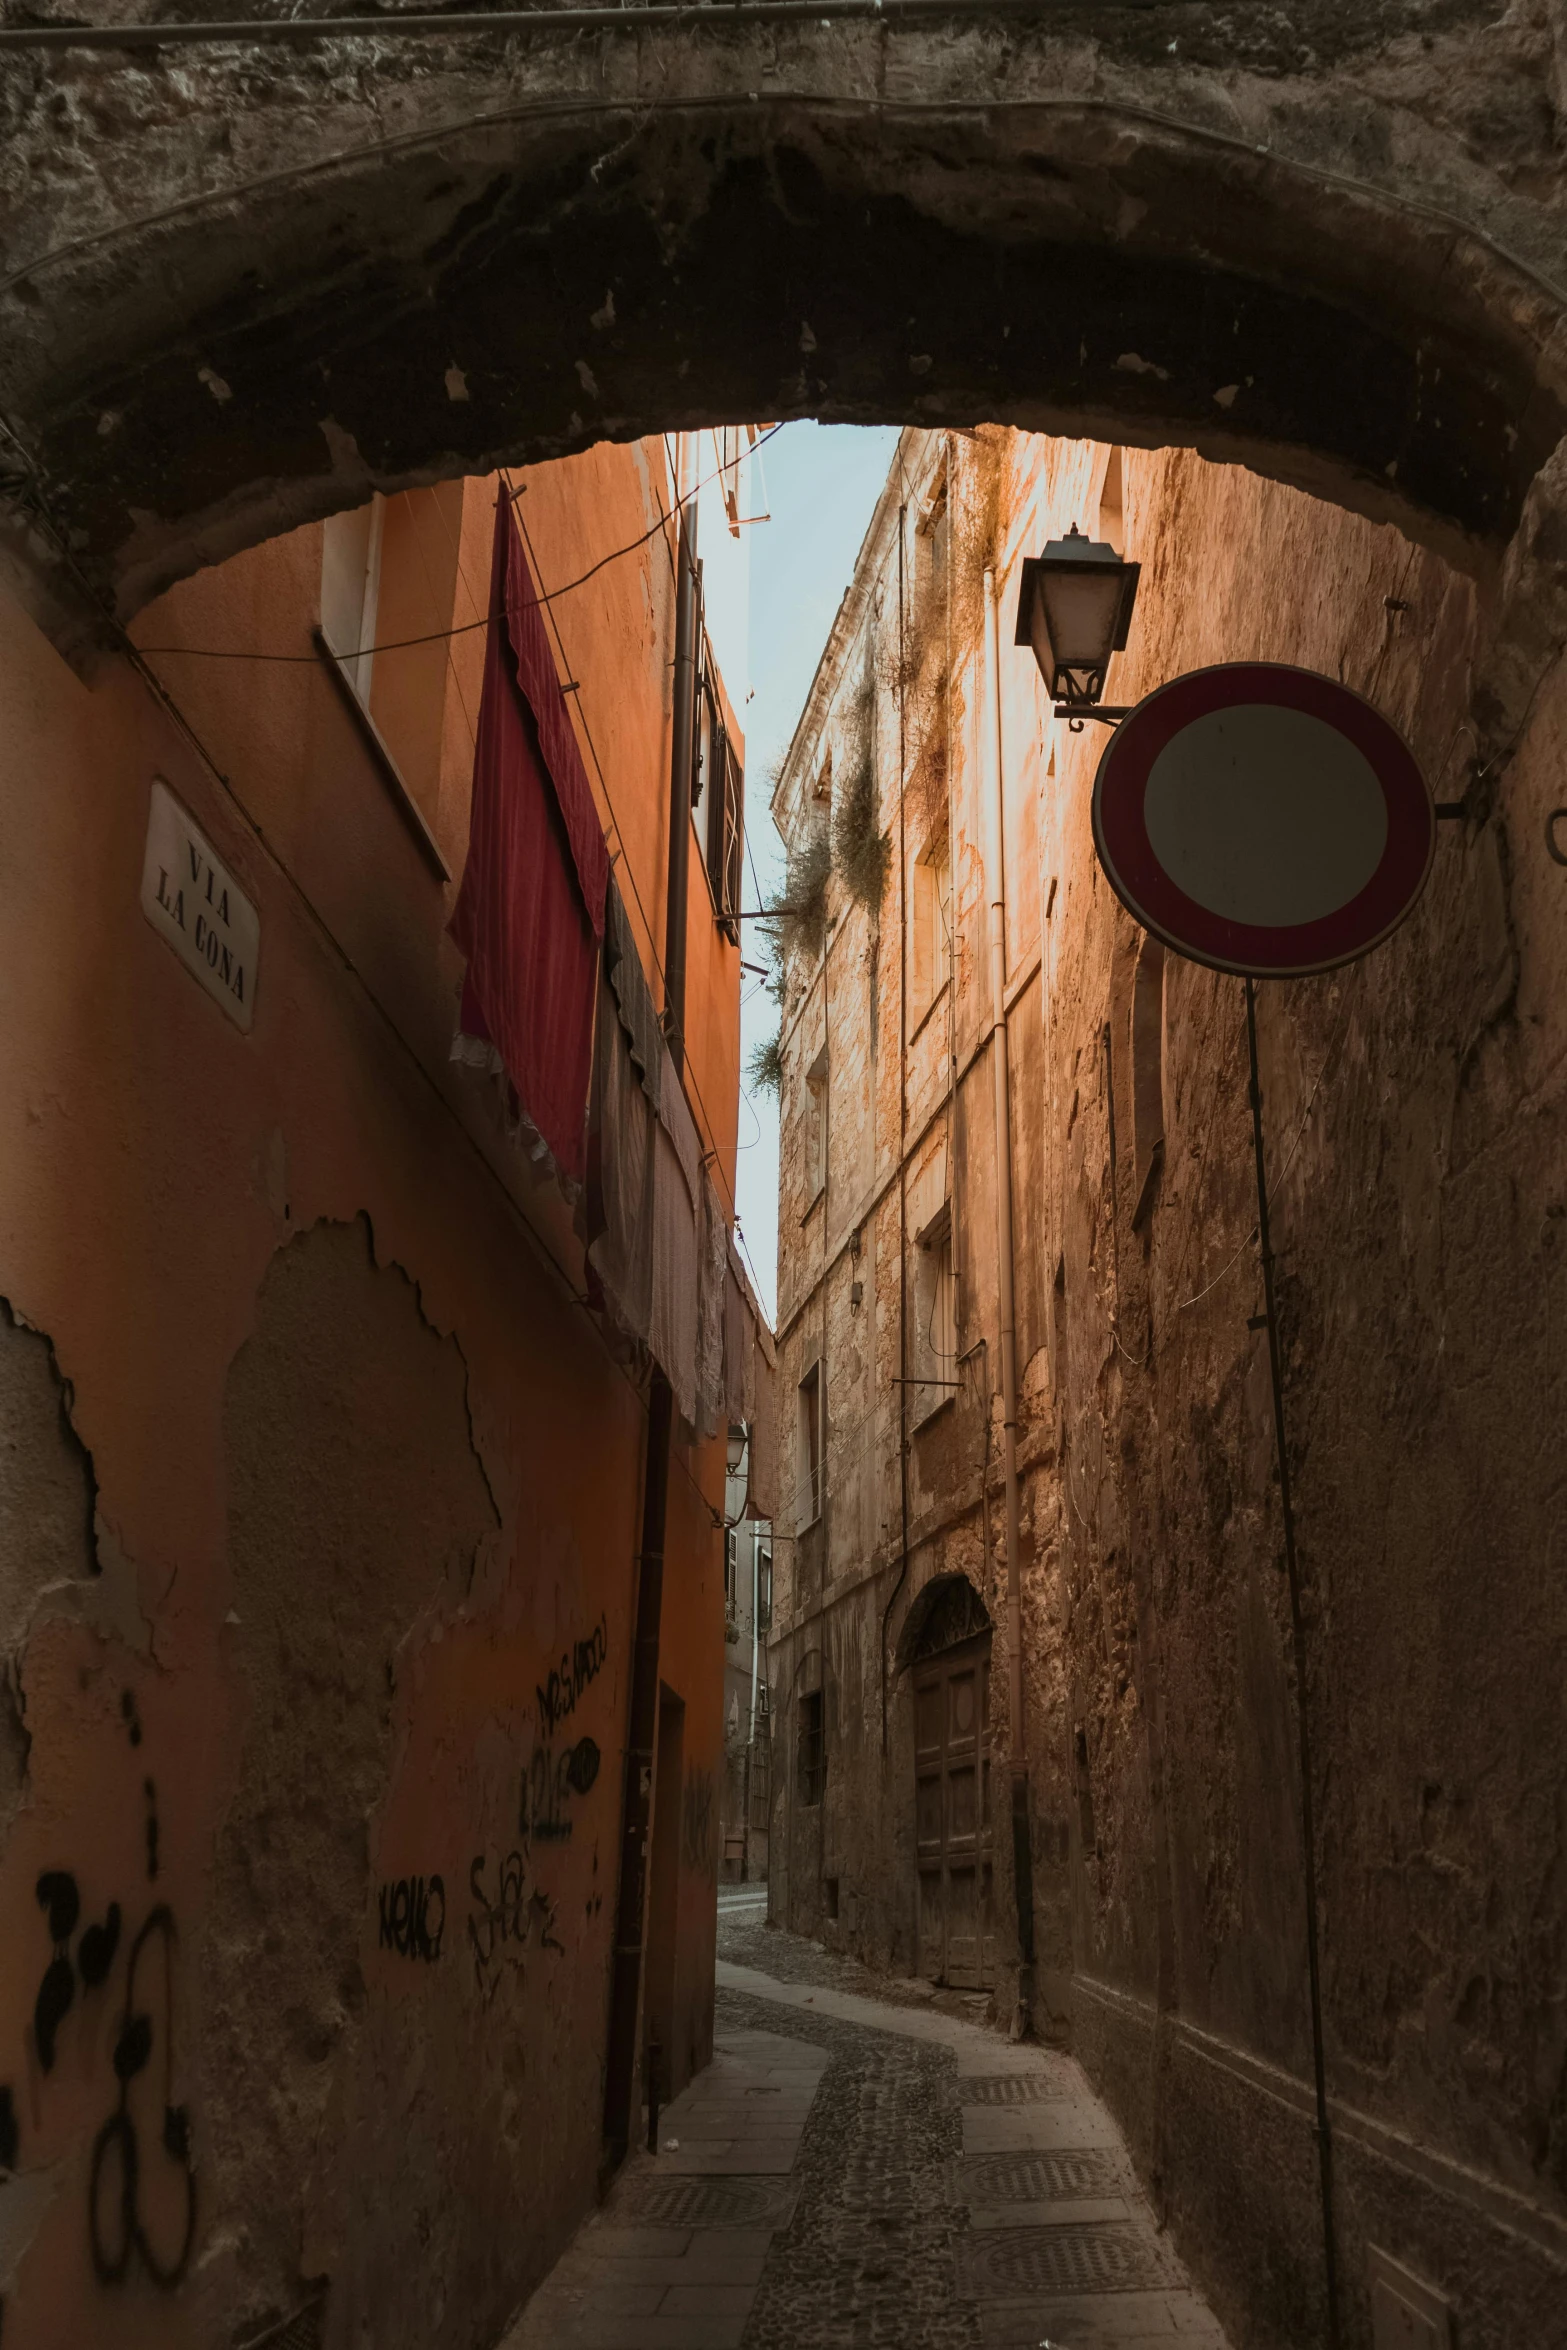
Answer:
1368, 2245, 1453, 2350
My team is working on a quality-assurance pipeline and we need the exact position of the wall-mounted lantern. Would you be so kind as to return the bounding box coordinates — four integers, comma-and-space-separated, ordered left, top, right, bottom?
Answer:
1014, 525, 1141, 724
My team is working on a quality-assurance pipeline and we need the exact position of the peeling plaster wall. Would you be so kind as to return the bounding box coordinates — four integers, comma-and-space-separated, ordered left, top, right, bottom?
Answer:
0, 441, 735, 2347
767, 427, 1567, 2346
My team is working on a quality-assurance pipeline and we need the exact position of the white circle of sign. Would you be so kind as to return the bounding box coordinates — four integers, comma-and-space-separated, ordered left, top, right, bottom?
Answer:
1144, 705, 1388, 928
1092, 663, 1433, 977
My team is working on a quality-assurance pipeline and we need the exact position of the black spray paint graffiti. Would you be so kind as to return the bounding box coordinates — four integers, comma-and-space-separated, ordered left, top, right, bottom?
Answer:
535, 1616, 608, 1737
12, 1707, 198, 2296
522, 1735, 601, 1844
34, 1870, 122, 2073
88, 1908, 196, 2289
467, 1851, 561, 2002
682, 1772, 715, 1871
377, 1875, 446, 1962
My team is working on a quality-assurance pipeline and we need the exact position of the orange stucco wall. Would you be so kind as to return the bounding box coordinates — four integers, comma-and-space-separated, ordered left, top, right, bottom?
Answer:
0, 443, 740, 2347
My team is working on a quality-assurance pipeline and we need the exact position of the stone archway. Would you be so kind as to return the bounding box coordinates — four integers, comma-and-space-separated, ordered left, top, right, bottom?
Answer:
3, 6, 1567, 668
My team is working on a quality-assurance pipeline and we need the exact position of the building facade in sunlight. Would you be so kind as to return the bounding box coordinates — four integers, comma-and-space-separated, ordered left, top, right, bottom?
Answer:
764, 426, 1566, 2348
0, 436, 773, 2346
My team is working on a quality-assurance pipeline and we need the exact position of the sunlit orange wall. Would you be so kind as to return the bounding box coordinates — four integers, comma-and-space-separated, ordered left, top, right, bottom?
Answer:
0, 438, 741, 2348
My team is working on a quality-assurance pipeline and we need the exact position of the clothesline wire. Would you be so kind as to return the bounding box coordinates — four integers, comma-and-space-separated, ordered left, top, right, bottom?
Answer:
132, 421, 788, 666
42, 583, 740, 1540
0, 407, 764, 1542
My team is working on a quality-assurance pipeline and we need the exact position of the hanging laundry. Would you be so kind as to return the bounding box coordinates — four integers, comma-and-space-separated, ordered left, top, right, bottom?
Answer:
602, 878, 663, 1112
584, 973, 656, 1353
450, 494, 608, 1187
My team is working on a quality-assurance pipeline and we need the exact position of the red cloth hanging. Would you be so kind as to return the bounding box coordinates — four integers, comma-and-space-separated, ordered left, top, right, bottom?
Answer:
450, 493, 609, 1184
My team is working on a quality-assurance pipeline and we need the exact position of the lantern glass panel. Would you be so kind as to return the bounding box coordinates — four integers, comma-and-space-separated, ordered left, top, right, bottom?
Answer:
1034, 566, 1129, 674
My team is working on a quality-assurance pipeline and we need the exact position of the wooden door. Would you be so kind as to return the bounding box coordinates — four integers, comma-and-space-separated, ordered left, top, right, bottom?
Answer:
913, 1633, 994, 1987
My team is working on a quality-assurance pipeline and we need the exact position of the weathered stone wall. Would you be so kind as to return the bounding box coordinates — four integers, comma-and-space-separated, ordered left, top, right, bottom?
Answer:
4, 4, 1567, 651
766, 423, 1567, 2346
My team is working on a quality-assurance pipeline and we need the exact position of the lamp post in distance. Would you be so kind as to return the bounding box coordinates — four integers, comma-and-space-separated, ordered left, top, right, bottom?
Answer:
1013, 524, 1141, 728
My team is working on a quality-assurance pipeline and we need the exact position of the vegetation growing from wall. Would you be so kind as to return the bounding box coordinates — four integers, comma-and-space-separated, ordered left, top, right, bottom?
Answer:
772, 823, 833, 968
747, 1032, 784, 1096
832, 667, 890, 911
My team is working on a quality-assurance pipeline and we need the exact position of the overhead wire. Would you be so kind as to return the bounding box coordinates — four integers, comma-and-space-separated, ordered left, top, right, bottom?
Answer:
135, 423, 786, 666
501, 442, 776, 1312
0, 406, 751, 1535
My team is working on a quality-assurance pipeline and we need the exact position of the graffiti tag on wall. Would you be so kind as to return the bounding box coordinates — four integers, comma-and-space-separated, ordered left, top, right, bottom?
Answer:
535, 1616, 608, 1737
4, 1699, 199, 2301
467, 1852, 561, 2002
377, 1875, 446, 1962
522, 1735, 600, 1844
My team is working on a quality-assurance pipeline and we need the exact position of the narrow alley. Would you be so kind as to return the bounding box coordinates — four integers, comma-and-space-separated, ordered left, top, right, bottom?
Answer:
3, 8, 1567, 2350
510, 1895, 1228, 2350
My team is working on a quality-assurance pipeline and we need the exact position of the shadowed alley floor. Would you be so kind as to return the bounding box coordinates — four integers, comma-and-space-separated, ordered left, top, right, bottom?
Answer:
503, 1907, 1231, 2350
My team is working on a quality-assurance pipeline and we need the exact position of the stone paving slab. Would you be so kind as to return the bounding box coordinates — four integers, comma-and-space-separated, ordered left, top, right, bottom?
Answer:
963, 2102, 1126, 2153
977, 2288, 1231, 2345
503, 1935, 1231, 2350
501, 2023, 825, 2350
968, 2194, 1133, 2229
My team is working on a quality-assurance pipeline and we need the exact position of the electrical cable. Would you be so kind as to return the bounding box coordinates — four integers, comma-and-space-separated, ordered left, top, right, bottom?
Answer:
136, 423, 786, 665
0, 409, 750, 1537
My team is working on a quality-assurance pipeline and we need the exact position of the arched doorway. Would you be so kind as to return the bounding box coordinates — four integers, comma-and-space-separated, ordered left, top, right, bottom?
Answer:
901, 1573, 995, 1990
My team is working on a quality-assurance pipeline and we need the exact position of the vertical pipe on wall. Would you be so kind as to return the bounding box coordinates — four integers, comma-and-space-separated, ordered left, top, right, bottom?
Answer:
1244, 978, 1341, 2348
984, 566, 1036, 2032
602, 1369, 674, 2165
664, 434, 699, 1073
604, 436, 702, 2167
880, 495, 912, 1754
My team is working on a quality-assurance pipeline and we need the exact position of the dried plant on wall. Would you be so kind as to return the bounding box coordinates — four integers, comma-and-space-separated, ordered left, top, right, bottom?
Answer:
831, 670, 890, 912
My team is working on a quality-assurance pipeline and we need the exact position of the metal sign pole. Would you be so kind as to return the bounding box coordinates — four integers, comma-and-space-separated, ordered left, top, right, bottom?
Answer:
1244, 976, 1341, 2350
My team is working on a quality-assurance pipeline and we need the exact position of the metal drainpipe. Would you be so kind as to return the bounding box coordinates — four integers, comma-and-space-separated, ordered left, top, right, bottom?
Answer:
984, 565, 1036, 2034
664, 444, 699, 1071
879, 495, 912, 1753
602, 437, 700, 2169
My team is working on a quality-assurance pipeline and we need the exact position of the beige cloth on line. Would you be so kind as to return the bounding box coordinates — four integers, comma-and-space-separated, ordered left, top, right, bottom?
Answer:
584, 976, 655, 1351
650, 1115, 699, 1428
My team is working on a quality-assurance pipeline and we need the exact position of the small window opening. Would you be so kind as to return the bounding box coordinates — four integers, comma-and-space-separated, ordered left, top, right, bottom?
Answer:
1074, 1723, 1099, 1860
797, 1363, 824, 1529
1051, 1254, 1068, 1398
804, 1046, 829, 1203
724, 1528, 738, 1608
757, 1543, 773, 1631
797, 1690, 825, 1806
911, 826, 951, 1013
918, 469, 950, 614
824, 1876, 840, 1920
914, 1201, 957, 1419
320, 498, 385, 703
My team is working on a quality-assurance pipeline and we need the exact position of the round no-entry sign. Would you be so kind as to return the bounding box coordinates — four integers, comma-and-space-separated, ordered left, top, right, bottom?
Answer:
1091, 663, 1434, 976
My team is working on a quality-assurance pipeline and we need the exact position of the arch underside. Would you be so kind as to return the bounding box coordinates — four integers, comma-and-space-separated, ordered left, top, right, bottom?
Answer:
1, 16, 1564, 630
898, 1574, 994, 1672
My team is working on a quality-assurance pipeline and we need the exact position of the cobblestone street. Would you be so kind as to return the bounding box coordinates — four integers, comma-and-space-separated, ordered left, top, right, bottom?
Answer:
505, 1906, 1231, 2349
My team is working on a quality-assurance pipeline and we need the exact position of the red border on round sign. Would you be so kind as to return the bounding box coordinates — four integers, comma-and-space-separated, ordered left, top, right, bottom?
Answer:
1091, 663, 1434, 977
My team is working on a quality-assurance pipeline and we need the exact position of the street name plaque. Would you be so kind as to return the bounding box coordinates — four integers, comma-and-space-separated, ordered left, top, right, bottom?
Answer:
139, 778, 259, 1030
